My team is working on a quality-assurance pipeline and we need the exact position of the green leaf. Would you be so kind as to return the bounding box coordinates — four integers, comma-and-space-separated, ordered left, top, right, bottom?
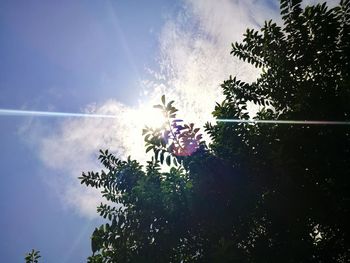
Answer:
166, 155, 171, 166
173, 157, 178, 166
155, 149, 160, 161
146, 146, 153, 153
153, 104, 163, 109
160, 151, 164, 164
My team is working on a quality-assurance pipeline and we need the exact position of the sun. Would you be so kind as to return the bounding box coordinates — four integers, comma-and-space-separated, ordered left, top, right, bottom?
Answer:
140, 106, 166, 129
128, 103, 166, 130
120, 102, 168, 162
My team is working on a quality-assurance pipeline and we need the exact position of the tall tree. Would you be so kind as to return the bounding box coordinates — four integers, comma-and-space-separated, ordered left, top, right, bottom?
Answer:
80, 0, 350, 262
206, 0, 350, 261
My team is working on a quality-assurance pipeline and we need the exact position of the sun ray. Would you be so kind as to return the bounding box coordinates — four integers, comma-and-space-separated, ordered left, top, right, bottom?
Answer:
217, 119, 350, 125
0, 109, 117, 119
1, 109, 349, 126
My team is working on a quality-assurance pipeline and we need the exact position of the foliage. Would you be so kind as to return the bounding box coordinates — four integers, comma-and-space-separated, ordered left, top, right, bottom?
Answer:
144, 95, 203, 160
80, 95, 204, 262
25, 249, 41, 263
205, 0, 350, 261
80, 0, 350, 262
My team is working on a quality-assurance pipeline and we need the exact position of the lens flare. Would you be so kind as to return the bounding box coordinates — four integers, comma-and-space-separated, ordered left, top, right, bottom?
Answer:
1, 109, 349, 126
217, 119, 350, 125
0, 109, 117, 119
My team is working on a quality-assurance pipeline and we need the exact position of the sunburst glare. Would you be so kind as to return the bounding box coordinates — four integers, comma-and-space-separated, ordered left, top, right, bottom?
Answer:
127, 104, 166, 130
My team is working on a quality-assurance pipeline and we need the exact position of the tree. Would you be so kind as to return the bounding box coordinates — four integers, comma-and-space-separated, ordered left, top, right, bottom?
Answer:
25, 249, 41, 263
80, 0, 350, 262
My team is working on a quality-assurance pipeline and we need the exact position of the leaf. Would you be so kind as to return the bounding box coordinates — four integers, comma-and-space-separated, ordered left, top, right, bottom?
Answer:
91, 229, 101, 254
160, 151, 164, 164
167, 101, 175, 109
153, 104, 163, 109
173, 157, 178, 166
166, 155, 171, 166
186, 181, 193, 189
161, 95, 166, 105
169, 107, 178, 114
155, 149, 160, 160
146, 146, 153, 153
196, 134, 203, 140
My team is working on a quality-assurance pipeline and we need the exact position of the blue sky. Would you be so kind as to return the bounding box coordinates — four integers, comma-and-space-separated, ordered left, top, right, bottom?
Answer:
0, 1, 182, 261
0, 0, 324, 262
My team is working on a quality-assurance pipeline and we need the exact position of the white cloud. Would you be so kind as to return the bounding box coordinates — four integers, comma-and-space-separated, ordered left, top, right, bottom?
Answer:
301, 0, 338, 9
32, 0, 281, 218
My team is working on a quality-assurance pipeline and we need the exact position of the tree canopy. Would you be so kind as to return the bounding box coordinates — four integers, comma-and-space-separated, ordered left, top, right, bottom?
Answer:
80, 0, 350, 262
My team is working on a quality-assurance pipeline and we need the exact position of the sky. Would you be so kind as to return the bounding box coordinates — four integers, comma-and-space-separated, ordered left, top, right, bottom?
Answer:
0, 0, 329, 262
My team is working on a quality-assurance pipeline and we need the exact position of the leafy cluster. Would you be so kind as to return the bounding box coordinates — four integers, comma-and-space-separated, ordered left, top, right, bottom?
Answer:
79, 98, 205, 262
205, 0, 350, 262
80, 1, 350, 262
229, 0, 350, 116
143, 95, 203, 162
25, 249, 41, 263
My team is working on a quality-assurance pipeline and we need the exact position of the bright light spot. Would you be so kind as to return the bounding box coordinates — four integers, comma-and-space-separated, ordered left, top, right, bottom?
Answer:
126, 103, 166, 130
119, 103, 167, 162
